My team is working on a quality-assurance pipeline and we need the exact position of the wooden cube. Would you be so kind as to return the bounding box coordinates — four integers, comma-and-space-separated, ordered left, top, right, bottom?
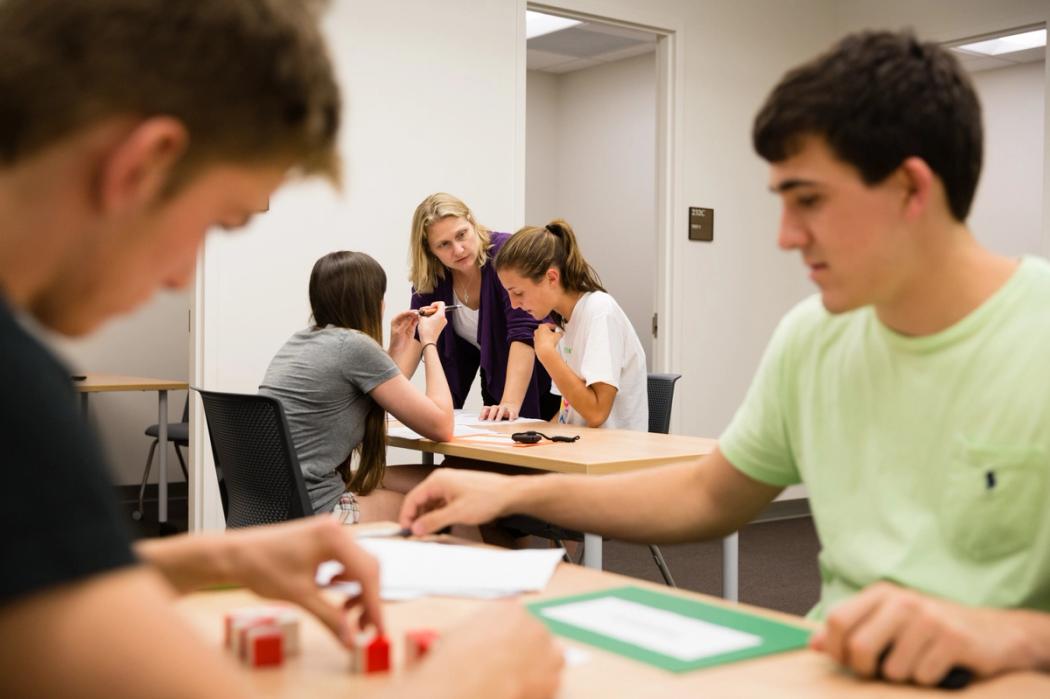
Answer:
405, 629, 440, 668
349, 630, 390, 674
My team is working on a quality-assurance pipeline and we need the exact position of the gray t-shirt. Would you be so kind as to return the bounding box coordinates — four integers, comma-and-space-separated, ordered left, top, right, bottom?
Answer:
259, 326, 399, 514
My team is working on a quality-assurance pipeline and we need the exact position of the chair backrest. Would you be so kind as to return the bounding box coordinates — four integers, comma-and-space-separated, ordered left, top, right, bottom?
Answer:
647, 373, 682, 434
195, 388, 313, 528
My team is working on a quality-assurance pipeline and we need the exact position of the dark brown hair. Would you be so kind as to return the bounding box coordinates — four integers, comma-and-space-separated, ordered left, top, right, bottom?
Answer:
495, 219, 605, 297
309, 251, 387, 495
0, 0, 341, 190
753, 30, 982, 221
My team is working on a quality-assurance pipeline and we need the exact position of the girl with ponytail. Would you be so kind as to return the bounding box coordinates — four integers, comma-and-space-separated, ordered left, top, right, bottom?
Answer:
260, 251, 455, 521
494, 220, 648, 430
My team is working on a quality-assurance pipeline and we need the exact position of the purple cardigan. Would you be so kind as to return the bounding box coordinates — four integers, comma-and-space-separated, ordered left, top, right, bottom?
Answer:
411, 232, 553, 418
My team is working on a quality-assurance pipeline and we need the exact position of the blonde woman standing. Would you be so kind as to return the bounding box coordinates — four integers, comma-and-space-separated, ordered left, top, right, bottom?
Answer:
395, 193, 560, 420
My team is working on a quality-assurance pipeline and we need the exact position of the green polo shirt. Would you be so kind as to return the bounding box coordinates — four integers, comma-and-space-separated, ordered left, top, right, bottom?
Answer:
721, 257, 1050, 619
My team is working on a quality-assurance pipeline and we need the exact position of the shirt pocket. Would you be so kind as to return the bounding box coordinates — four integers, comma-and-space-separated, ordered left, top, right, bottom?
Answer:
939, 436, 1047, 562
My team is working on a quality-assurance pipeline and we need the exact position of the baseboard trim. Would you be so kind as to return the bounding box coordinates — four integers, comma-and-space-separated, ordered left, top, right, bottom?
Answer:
114, 483, 188, 505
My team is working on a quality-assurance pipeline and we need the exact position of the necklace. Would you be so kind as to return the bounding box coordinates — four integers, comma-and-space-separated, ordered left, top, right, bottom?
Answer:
453, 271, 479, 307
454, 281, 471, 305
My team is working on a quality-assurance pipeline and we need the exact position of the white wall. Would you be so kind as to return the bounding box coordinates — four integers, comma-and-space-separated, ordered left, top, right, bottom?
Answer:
968, 60, 1045, 258
526, 52, 657, 364
50, 290, 189, 486
526, 70, 561, 223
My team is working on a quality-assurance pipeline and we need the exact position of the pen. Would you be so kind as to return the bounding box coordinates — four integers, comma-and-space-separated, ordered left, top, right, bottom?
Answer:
418, 304, 461, 316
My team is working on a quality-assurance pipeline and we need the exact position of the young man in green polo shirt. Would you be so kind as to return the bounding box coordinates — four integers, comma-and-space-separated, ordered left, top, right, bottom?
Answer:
400, 30, 1050, 687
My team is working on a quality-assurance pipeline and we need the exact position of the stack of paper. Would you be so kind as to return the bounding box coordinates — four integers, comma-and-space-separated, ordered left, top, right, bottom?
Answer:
317, 539, 563, 600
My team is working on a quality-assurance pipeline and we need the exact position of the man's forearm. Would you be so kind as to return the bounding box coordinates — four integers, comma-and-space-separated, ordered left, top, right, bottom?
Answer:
509, 457, 766, 544
1004, 608, 1050, 673
135, 533, 237, 595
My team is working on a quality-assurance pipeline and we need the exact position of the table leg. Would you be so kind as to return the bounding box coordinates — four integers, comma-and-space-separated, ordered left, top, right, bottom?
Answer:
80, 393, 89, 417
583, 533, 603, 569
722, 532, 739, 601
422, 452, 434, 467
158, 390, 168, 524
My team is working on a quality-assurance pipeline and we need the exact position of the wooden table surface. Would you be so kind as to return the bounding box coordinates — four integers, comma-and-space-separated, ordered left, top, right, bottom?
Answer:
387, 421, 717, 475
176, 560, 1050, 698
73, 373, 188, 393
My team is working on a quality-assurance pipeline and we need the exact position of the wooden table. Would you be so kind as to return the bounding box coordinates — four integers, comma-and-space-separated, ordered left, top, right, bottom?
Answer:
176, 562, 1050, 698
75, 373, 188, 524
386, 421, 740, 597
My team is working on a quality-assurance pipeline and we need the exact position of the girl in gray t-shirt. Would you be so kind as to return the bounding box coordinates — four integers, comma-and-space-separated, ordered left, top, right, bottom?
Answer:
260, 251, 454, 519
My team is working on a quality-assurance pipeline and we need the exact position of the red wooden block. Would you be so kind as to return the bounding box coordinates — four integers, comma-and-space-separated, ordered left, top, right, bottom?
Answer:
244, 625, 284, 668
405, 629, 440, 668
349, 631, 390, 674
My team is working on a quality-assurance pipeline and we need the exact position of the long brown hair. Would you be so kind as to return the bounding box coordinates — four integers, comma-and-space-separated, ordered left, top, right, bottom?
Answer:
494, 218, 605, 298
308, 251, 387, 495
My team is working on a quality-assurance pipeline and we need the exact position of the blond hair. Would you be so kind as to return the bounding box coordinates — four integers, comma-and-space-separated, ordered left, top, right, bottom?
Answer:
408, 193, 492, 293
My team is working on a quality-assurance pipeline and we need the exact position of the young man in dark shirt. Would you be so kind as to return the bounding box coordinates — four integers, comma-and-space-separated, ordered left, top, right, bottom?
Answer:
0, 2, 561, 697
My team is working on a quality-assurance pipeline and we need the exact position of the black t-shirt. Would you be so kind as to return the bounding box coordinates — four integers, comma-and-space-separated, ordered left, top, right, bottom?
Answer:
0, 298, 136, 606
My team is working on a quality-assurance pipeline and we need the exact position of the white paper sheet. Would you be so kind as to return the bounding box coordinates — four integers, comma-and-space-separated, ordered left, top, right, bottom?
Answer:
539, 597, 762, 661
316, 541, 563, 599
386, 424, 493, 440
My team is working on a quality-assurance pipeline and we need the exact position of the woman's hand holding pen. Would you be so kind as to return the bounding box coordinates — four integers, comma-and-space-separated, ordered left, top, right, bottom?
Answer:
417, 301, 447, 344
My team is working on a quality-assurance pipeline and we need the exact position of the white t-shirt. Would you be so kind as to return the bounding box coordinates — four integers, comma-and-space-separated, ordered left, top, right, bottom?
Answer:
552, 291, 648, 431
452, 291, 481, 349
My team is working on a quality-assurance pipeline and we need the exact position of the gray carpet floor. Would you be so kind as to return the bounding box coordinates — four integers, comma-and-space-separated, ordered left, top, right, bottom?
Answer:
600, 516, 822, 617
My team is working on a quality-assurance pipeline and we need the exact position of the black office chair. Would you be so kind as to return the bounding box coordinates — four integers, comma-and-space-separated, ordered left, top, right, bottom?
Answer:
132, 395, 189, 521
644, 372, 683, 587
195, 389, 312, 528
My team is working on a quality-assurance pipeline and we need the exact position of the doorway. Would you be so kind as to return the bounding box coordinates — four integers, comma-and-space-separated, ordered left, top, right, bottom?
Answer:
524, 8, 670, 369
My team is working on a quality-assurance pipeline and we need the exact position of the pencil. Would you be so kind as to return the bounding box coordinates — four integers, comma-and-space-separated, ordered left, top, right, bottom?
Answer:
418, 304, 461, 316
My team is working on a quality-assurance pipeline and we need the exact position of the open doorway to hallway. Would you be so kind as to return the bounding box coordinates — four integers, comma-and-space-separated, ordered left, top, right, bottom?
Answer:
524, 9, 661, 368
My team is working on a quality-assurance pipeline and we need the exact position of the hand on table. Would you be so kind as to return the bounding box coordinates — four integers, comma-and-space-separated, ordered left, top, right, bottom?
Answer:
479, 402, 520, 421
398, 468, 514, 535
532, 323, 561, 360
415, 603, 563, 699
418, 301, 448, 344
224, 516, 383, 645
811, 581, 1031, 686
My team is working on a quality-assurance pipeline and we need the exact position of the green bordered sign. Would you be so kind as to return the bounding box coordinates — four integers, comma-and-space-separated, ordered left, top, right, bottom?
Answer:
528, 585, 811, 673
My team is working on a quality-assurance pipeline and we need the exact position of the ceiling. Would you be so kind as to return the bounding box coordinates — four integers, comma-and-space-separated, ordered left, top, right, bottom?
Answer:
527, 20, 657, 74
950, 44, 1045, 73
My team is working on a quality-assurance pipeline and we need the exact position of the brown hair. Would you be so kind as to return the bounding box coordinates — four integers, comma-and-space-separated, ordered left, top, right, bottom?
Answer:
408, 193, 492, 293
308, 251, 388, 495
753, 30, 982, 221
0, 0, 341, 191
495, 219, 605, 297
